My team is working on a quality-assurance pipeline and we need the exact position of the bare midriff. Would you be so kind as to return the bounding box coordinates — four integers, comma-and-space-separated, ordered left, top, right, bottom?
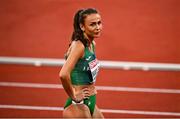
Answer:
73, 83, 97, 96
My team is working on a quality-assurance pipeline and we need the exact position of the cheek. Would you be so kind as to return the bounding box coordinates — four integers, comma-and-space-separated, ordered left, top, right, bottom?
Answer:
99, 24, 103, 30
86, 28, 94, 33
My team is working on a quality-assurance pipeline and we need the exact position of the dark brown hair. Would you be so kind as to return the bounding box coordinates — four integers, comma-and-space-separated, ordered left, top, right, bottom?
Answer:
71, 8, 98, 47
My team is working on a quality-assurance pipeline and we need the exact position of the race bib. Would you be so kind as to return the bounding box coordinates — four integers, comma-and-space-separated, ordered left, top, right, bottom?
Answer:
88, 59, 100, 82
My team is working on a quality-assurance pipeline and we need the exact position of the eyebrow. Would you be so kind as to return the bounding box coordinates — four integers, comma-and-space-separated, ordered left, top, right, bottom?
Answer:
90, 20, 101, 24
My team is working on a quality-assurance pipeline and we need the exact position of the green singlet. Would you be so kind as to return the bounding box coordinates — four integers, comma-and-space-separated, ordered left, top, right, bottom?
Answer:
64, 42, 100, 115
71, 42, 100, 85
64, 95, 96, 115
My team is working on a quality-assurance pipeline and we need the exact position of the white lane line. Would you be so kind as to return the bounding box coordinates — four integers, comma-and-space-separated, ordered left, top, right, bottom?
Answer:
96, 86, 180, 94
0, 104, 63, 111
0, 82, 63, 89
0, 82, 180, 94
101, 108, 180, 116
0, 104, 180, 116
1, 56, 180, 71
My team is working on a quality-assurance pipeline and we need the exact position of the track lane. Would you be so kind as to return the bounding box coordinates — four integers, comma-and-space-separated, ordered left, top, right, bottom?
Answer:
0, 108, 179, 118
0, 109, 62, 118
1, 86, 180, 113
1, 65, 180, 89
0, 86, 66, 107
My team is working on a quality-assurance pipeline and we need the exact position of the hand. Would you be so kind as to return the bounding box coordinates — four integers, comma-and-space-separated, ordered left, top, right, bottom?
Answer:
73, 88, 90, 103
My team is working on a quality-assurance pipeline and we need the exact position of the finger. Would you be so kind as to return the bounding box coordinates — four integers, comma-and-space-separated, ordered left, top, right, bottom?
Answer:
82, 88, 90, 92
83, 91, 90, 96
85, 94, 91, 99
82, 92, 90, 98
84, 95, 90, 99
83, 89, 90, 93
91, 89, 97, 95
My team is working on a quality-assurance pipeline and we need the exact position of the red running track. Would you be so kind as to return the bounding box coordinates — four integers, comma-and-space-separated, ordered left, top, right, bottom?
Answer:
0, 0, 180, 118
0, 65, 180, 118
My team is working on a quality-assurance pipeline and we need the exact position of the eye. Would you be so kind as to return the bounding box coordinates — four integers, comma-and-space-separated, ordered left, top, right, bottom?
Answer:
98, 21, 101, 25
90, 23, 96, 26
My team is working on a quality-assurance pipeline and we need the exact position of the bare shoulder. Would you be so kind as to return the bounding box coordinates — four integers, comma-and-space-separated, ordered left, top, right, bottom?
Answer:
69, 40, 85, 59
66, 41, 84, 56
71, 40, 85, 50
60, 40, 85, 74
71, 40, 84, 54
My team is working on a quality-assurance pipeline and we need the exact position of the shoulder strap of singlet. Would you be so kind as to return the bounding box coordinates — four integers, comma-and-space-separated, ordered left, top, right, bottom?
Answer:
92, 42, 95, 53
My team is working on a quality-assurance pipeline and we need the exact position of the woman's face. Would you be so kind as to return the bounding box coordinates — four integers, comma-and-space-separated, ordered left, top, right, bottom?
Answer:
81, 13, 102, 39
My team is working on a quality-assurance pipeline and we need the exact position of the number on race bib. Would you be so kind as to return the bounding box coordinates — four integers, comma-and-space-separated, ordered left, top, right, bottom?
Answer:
88, 59, 100, 82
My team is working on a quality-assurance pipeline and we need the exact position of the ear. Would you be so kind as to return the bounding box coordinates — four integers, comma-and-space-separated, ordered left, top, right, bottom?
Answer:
80, 24, 85, 32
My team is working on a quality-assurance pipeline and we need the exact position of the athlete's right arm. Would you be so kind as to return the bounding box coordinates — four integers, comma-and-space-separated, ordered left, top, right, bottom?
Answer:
59, 41, 89, 102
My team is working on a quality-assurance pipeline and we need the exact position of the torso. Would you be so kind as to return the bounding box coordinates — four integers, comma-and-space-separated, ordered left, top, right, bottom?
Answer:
65, 41, 99, 95
70, 42, 100, 85
73, 84, 97, 96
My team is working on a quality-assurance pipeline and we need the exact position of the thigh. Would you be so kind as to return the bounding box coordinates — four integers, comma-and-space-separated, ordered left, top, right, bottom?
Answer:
63, 104, 91, 118
92, 105, 104, 118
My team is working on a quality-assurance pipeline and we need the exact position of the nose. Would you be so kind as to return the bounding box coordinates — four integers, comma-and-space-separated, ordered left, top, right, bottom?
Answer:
95, 24, 101, 30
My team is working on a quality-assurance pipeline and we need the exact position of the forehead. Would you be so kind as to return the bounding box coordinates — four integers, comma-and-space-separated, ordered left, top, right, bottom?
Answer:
84, 13, 101, 23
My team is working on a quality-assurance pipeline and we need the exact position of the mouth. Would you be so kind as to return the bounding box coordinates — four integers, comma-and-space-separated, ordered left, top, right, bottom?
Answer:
93, 32, 101, 37
94, 31, 101, 35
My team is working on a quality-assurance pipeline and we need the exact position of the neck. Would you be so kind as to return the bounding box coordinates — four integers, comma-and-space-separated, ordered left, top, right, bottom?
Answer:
83, 33, 93, 46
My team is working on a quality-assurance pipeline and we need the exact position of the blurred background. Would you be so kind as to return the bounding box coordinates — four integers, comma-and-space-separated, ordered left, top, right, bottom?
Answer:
0, 0, 180, 118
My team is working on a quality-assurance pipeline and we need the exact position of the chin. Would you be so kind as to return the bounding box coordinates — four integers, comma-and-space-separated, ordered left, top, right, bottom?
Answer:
94, 34, 101, 38
94, 36, 100, 38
